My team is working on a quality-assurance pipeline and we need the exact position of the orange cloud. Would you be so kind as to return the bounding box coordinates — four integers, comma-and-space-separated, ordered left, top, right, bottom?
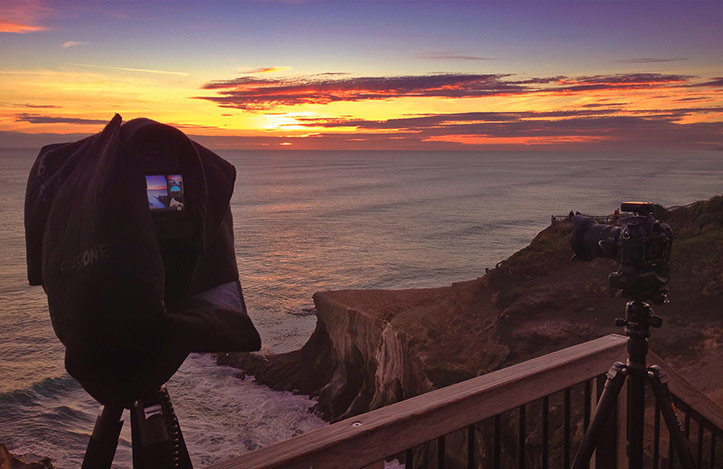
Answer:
424, 134, 611, 145
1, 0, 53, 33
245, 67, 291, 74
0, 21, 47, 33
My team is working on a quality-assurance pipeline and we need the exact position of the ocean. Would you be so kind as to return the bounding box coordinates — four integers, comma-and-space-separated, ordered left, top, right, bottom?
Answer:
1, 148, 721, 467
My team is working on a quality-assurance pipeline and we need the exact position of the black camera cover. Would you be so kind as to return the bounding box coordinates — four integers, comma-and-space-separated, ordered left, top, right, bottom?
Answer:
25, 115, 260, 406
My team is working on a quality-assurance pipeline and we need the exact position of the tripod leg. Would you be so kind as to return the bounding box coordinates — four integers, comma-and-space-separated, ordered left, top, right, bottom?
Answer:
648, 366, 697, 469
627, 336, 648, 468
158, 386, 193, 469
82, 405, 124, 469
572, 362, 627, 469
131, 386, 193, 469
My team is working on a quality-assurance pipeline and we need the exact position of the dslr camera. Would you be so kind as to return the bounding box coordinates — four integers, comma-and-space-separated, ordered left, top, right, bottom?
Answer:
570, 202, 673, 304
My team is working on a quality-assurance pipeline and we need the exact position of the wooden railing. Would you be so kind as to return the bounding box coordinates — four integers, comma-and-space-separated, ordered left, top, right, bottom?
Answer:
207, 334, 723, 468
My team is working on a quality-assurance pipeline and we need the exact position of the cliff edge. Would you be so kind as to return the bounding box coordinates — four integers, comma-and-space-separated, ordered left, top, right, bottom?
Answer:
218, 196, 723, 422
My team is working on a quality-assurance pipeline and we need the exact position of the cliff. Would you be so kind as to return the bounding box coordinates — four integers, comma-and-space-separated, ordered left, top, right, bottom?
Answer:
218, 195, 723, 422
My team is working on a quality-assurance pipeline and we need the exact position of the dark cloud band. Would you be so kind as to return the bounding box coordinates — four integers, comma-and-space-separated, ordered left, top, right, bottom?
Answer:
15, 114, 108, 125
196, 73, 531, 110
195, 72, 707, 111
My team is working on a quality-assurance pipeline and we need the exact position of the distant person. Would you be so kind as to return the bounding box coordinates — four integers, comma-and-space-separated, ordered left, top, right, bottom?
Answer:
568, 210, 575, 221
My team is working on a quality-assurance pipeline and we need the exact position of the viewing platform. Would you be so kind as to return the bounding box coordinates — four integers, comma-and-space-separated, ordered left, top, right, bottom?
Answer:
550, 202, 696, 225
208, 334, 723, 468
551, 213, 616, 224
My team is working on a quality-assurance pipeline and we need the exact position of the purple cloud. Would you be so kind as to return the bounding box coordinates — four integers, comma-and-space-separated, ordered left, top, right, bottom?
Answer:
288, 107, 723, 149
417, 52, 496, 61
196, 72, 704, 111
15, 114, 108, 125
16, 103, 62, 109
296, 107, 722, 131
196, 74, 529, 110
615, 57, 690, 64
694, 77, 723, 88
548, 74, 693, 93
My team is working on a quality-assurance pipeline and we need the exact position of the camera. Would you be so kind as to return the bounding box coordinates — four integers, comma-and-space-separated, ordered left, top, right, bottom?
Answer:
570, 202, 673, 304
25, 115, 261, 407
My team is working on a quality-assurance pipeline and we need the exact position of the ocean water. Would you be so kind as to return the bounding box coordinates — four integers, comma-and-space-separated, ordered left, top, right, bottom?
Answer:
1, 148, 721, 467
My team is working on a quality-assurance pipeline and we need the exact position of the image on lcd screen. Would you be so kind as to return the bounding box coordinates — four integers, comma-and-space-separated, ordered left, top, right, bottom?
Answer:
146, 174, 184, 211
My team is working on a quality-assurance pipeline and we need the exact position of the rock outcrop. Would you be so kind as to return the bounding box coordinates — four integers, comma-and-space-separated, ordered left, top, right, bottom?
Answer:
218, 195, 723, 421
0, 444, 53, 469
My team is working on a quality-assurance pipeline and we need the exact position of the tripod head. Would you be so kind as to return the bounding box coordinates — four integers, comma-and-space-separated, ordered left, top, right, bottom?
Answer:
615, 299, 662, 340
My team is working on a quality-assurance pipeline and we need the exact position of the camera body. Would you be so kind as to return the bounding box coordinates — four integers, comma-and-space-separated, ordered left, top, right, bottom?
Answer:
571, 202, 673, 303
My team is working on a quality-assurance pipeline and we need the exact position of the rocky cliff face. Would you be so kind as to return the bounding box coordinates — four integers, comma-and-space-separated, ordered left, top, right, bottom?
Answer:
218, 196, 723, 421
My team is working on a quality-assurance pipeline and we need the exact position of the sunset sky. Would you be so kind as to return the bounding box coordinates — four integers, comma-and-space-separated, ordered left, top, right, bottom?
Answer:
1, 0, 721, 151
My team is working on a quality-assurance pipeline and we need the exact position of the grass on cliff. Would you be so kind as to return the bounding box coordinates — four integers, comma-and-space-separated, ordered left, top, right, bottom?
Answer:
505, 222, 572, 265
673, 227, 723, 265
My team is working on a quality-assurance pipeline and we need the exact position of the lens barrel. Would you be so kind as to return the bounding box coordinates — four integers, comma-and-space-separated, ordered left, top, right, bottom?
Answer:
570, 215, 620, 261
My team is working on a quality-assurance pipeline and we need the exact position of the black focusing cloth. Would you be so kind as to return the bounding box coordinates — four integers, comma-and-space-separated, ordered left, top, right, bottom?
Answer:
25, 115, 260, 406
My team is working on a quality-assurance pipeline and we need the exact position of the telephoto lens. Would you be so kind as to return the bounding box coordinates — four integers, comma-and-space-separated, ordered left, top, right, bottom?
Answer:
569, 215, 620, 261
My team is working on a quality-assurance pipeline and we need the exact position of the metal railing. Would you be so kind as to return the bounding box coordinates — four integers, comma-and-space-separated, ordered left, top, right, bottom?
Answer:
551, 214, 616, 224
207, 335, 723, 468
647, 353, 723, 469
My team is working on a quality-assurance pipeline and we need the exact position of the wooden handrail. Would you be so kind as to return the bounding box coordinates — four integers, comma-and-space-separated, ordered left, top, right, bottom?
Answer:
207, 334, 628, 469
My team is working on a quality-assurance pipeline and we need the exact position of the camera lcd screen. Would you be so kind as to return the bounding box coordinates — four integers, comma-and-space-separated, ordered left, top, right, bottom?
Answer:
146, 174, 184, 211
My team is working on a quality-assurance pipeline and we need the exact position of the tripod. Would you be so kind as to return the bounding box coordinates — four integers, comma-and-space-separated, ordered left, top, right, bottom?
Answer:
572, 300, 697, 468
82, 385, 193, 468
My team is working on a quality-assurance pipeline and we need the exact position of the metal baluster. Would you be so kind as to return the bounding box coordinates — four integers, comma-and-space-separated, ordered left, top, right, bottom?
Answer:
437, 435, 445, 469
669, 422, 675, 469
653, 400, 661, 469
564, 387, 571, 469
519, 404, 526, 469
697, 418, 704, 466
584, 380, 592, 430
494, 414, 501, 469
467, 424, 475, 469
405, 448, 413, 468
542, 396, 549, 469
710, 430, 717, 469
